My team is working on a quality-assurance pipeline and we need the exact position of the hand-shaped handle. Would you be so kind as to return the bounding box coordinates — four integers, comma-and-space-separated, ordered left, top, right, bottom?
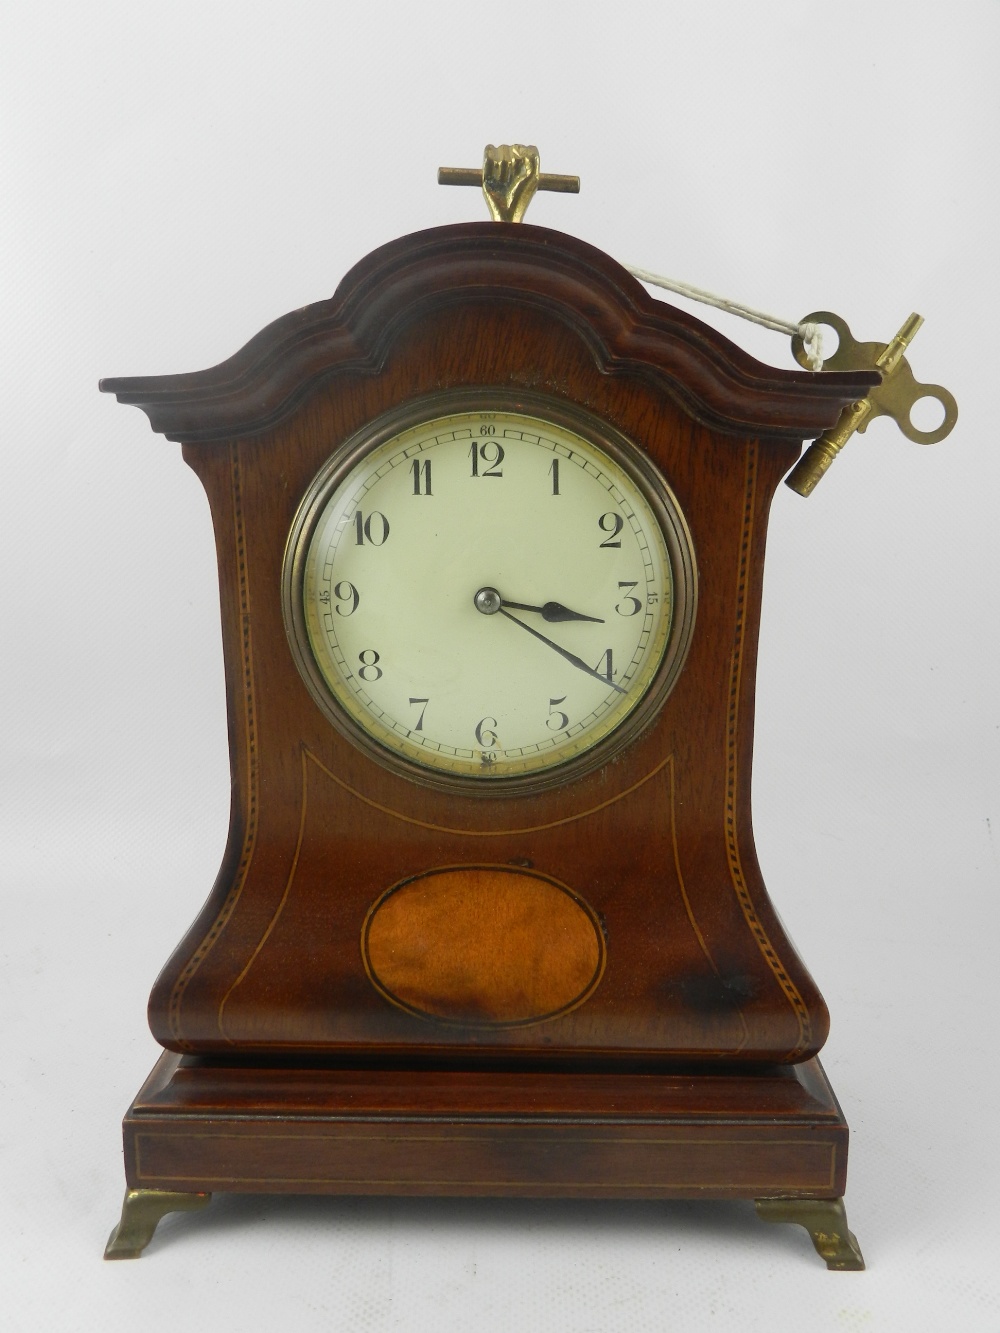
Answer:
438, 144, 579, 223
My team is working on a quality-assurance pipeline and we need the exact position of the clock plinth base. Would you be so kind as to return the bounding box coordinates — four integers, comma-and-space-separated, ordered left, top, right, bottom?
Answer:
109, 1052, 861, 1268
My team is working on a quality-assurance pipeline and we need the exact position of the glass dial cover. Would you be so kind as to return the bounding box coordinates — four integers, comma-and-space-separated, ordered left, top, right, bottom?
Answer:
283, 397, 696, 790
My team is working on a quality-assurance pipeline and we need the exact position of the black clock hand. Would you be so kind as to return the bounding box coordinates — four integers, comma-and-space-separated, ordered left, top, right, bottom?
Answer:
497, 607, 627, 694
501, 598, 604, 624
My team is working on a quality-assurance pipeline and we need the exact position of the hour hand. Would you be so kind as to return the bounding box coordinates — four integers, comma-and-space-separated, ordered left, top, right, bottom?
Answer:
500, 598, 604, 624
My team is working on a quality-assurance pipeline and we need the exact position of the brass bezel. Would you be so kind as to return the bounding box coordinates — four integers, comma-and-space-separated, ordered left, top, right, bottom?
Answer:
282, 390, 698, 795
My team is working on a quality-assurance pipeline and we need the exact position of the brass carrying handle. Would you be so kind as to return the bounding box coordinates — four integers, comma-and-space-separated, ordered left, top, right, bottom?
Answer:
438, 144, 580, 224
786, 310, 958, 496
438, 167, 581, 193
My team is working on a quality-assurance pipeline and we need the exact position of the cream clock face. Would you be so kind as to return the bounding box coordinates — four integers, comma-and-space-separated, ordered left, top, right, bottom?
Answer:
283, 397, 696, 789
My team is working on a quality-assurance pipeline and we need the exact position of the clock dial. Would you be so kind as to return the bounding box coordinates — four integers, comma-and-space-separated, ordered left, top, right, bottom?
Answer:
283, 398, 696, 787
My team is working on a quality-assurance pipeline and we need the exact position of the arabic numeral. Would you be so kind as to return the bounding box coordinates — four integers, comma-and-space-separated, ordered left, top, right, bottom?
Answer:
598, 512, 624, 547
546, 696, 569, 731
470, 440, 505, 478
615, 581, 642, 616
475, 716, 499, 748
593, 648, 614, 682
334, 581, 359, 616
357, 649, 382, 682
411, 458, 432, 495
408, 697, 429, 732
354, 510, 390, 545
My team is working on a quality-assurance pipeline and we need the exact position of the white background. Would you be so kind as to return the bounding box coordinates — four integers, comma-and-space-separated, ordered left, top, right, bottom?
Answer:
2, 2, 997, 1329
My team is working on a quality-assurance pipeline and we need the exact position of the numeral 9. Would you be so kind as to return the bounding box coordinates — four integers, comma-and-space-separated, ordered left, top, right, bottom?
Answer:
334, 581, 359, 616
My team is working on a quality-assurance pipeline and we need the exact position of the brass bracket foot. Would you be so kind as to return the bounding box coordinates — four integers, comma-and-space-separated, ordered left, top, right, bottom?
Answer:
755, 1197, 865, 1270
104, 1188, 212, 1259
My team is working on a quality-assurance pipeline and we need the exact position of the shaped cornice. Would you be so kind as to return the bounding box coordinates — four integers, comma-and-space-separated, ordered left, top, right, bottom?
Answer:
100, 223, 878, 445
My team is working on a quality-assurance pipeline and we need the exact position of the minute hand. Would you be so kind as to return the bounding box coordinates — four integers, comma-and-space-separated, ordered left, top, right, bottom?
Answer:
498, 608, 627, 694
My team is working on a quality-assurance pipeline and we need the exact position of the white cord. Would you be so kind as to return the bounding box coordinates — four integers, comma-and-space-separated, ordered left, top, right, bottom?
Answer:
626, 264, 824, 371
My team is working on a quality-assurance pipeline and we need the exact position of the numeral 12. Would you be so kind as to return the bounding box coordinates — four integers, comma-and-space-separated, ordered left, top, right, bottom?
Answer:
470, 441, 504, 477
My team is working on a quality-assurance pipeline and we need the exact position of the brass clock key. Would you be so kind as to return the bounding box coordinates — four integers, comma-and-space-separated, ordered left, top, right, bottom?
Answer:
786, 309, 958, 495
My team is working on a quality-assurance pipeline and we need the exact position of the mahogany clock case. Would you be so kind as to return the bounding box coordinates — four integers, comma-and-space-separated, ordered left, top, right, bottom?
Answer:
101, 222, 877, 1069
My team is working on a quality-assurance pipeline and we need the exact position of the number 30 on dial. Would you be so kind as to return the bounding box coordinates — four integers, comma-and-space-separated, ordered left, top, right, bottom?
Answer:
282, 397, 697, 789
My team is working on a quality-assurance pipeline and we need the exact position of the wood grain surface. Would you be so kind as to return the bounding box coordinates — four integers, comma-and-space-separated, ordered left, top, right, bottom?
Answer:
122, 1052, 849, 1200
363, 866, 605, 1026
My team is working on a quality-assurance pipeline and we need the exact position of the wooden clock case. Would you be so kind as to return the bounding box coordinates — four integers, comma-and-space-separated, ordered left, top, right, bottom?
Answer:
101, 222, 876, 1265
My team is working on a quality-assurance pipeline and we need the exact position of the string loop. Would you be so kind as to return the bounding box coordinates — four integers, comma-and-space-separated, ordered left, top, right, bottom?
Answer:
626, 265, 825, 371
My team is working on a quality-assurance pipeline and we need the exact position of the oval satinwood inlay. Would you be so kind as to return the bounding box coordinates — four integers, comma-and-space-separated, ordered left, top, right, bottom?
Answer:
362, 865, 606, 1026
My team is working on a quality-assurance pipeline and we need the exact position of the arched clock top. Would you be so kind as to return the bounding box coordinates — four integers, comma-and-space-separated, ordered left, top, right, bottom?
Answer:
99, 222, 878, 445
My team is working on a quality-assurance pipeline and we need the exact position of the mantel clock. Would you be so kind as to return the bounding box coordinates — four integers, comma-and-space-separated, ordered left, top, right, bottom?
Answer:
101, 145, 955, 1267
